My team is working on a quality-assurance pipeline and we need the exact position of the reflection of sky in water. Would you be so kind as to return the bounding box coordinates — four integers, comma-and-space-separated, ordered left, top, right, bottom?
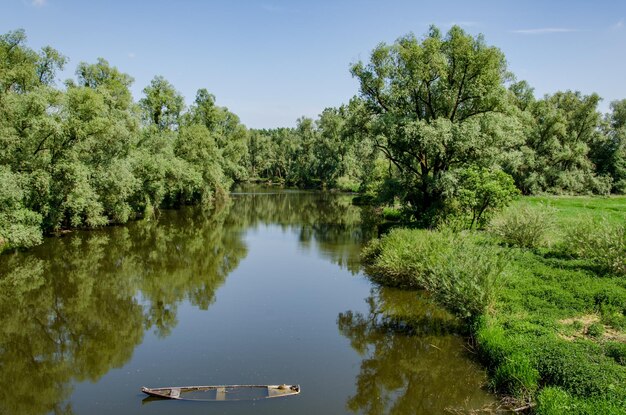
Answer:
0, 190, 495, 415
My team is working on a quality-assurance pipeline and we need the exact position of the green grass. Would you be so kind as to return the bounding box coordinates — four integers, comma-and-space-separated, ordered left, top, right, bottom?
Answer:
364, 195, 626, 414
523, 195, 626, 232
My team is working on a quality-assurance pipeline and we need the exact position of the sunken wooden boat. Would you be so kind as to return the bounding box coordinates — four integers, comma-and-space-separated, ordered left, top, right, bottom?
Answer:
141, 384, 300, 401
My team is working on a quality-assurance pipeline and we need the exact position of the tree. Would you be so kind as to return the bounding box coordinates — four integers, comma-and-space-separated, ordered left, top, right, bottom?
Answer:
75, 58, 134, 110
351, 25, 516, 221
139, 76, 184, 130
591, 99, 626, 193
187, 88, 248, 182
516, 91, 611, 194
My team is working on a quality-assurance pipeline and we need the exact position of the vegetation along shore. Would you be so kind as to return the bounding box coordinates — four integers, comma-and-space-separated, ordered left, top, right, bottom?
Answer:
1, 23, 625, 414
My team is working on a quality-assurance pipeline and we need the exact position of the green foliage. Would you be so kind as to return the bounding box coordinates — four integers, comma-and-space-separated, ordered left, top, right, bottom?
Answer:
585, 322, 604, 338
245, 101, 379, 190
605, 342, 626, 366
351, 25, 518, 221
565, 217, 626, 276
0, 167, 42, 251
0, 30, 237, 249
139, 75, 184, 131
536, 387, 625, 415
362, 228, 507, 321
506, 91, 612, 195
591, 99, 626, 194
452, 166, 519, 229
489, 203, 556, 248
381, 206, 402, 221
492, 352, 539, 398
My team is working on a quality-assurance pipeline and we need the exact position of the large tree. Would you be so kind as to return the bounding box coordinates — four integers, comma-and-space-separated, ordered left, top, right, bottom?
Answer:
351, 25, 516, 218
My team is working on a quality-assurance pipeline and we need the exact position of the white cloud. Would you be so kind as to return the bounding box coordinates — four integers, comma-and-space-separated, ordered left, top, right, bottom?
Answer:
32, 0, 46, 7
128, 52, 136, 59
611, 19, 624, 31
511, 28, 578, 35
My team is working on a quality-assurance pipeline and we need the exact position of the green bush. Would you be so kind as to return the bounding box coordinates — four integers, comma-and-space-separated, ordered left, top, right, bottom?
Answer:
381, 206, 402, 221
362, 228, 507, 321
565, 218, 626, 276
490, 204, 556, 249
605, 342, 626, 366
453, 166, 519, 229
586, 322, 604, 338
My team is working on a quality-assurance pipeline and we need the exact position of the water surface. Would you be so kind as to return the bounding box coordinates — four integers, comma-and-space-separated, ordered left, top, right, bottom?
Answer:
0, 189, 495, 414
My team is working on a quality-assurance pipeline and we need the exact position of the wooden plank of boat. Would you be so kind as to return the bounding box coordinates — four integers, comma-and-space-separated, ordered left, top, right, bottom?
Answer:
141, 384, 300, 401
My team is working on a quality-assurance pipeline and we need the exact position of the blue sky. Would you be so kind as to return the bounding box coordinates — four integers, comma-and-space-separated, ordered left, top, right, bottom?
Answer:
2, 0, 625, 128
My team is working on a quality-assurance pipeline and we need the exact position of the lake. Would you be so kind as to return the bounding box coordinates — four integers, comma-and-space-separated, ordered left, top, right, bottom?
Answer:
0, 188, 496, 414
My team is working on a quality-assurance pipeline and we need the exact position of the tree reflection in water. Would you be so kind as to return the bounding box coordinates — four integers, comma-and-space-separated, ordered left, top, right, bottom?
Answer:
229, 189, 377, 274
338, 287, 495, 415
0, 201, 247, 415
0, 189, 376, 415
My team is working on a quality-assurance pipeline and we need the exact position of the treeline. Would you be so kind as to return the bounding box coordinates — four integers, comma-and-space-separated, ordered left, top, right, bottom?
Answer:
2, 26, 626, 250
0, 29, 248, 251
248, 26, 626, 226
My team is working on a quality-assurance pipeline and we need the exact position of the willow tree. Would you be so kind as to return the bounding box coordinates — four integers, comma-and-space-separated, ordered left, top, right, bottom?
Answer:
351, 26, 516, 219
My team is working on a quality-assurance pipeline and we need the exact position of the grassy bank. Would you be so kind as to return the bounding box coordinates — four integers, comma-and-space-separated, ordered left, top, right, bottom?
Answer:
362, 196, 626, 414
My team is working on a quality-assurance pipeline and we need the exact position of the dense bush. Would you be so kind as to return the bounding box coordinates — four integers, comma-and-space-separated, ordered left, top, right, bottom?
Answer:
362, 228, 507, 321
565, 218, 626, 276
605, 342, 626, 366
489, 204, 556, 248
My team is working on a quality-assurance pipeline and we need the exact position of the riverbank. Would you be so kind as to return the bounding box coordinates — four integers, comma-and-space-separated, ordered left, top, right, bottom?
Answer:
362, 196, 626, 414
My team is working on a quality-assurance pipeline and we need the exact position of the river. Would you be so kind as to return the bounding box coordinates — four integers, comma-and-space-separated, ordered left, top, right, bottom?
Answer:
0, 188, 496, 414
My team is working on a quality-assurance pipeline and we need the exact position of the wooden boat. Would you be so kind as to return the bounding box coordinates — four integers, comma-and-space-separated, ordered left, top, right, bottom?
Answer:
141, 384, 300, 401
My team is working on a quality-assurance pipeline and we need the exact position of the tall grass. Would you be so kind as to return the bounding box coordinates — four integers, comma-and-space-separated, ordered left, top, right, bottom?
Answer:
362, 228, 507, 322
565, 218, 626, 276
489, 204, 556, 249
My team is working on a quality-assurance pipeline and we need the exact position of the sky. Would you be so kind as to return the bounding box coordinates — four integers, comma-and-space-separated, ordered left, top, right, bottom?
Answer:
2, 0, 626, 128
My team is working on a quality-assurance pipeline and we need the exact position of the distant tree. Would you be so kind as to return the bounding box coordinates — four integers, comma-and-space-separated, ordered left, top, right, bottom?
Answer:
187, 88, 248, 182
516, 91, 611, 194
590, 99, 626, 193
139, 76, 184, 130
75, 58, 135, 110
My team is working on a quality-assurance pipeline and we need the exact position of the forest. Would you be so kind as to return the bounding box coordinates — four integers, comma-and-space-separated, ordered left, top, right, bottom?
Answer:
1, 26, 625, 251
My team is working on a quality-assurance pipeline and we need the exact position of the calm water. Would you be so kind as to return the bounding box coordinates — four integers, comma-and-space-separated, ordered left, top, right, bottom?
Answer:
0, 189, 496, 415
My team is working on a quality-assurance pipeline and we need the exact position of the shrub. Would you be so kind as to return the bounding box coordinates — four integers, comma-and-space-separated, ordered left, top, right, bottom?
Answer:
565, 218, 626, 276
490, 204, 556, 249
381, 206, 402, 221
453, 166, 519, 229
586, 322, 604, 338
362, 228, 507, 321
605, 342, 626, 366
